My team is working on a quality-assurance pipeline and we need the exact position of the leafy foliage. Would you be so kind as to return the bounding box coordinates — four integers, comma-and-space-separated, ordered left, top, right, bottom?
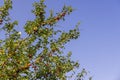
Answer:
0, 0, 91, 80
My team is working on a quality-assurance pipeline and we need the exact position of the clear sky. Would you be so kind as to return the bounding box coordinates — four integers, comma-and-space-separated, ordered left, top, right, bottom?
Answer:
1, 0, 120, 80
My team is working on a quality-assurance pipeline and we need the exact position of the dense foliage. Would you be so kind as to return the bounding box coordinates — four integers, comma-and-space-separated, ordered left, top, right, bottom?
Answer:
0, 0, 90, 80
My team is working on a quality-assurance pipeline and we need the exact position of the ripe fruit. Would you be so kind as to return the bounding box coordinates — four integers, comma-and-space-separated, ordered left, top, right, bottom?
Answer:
61, 12, 66, 16
27, 63, 32, 66
55, 17, 60, 21
0, 19, 3, 24
45, 63, 49, 67
28, 54, 32, 58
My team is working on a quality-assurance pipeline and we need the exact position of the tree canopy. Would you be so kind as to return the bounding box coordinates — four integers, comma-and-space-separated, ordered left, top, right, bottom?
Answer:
0, 0, 90, 80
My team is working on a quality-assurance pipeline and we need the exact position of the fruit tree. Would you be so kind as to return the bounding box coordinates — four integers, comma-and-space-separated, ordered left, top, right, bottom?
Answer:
0, 0, 90, 80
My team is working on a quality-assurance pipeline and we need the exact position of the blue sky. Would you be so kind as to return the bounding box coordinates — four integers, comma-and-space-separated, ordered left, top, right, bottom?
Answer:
1, 0, 120, 80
